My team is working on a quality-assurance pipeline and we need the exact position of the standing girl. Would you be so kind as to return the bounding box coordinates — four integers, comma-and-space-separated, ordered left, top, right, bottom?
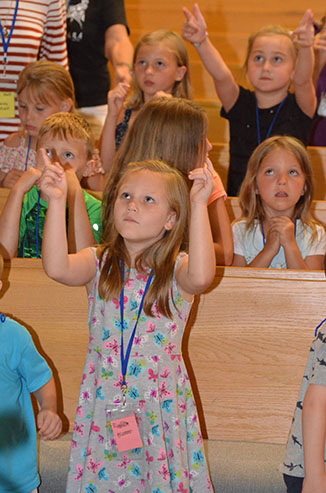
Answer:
0, 60, 74, 188
41, 159, 215, 491
104, 96, 233, 265
232, 136, 326, 269
100, 30, 191, 171
182, 5, 316, 196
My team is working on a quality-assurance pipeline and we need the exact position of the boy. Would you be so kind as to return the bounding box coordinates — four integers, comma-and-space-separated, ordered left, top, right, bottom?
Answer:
0, 112, 102, 258
281, 329, 326, 492
0, 254, 62, 492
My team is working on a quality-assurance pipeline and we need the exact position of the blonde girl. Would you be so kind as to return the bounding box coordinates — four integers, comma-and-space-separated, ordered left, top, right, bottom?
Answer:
103, 96, 233, 265
232, 136, 326, 269
41, 158, 215, 491
182, 5, 316, 196
0, 60, 74, 189
100, 30, 191, 171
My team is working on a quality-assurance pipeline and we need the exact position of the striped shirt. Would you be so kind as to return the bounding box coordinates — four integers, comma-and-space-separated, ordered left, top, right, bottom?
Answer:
0, 0, 68, 142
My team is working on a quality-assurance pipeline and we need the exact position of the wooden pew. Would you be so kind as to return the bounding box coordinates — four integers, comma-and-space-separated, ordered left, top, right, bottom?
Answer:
1, 258, 324, 445
210, 143, 326, 202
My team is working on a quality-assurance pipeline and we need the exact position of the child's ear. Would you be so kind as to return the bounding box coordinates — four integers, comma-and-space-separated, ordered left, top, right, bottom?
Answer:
175, 65, 187, 82
60, 98, 73, 112
164, 211, 177, 231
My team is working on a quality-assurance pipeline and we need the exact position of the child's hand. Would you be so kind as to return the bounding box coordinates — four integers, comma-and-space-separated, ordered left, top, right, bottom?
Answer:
2, 169, 24, 188
314, 28, 326, 53
108, 82, 130, 117
268, 216, 296, 247
292, 9, 315, 48
39, 151, 66, 201
188, 163, 215, 204
154, 90, 173, 99
182, 4, 207, 45
37, 408, 62, 440
264, 224, 281, 257
13, 167, 42, 193
303, 473, 326, 493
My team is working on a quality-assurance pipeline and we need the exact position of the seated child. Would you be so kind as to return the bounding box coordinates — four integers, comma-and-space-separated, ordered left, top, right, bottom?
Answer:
232, 136, 326, 269
0, 112, 102, 258
281, 326, 326, 492
0, 254, 62, 492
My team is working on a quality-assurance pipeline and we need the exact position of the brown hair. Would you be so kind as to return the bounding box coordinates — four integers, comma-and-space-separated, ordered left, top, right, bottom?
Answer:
126, 30, 192, 109
38, 112, 94, 159
0, 254, 3, 279
244, 25, 297, 70
98, 160, 189, 318
102, 97, 207, 236
17, 60, 75, 107
238, 136, 316, 232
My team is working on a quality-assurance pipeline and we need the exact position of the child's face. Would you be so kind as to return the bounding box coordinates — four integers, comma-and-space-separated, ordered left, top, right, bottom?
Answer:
134, 42, 187, 102
247, 35, 295, 96
114, 169, 176, 255
37, 133, 89, 179
256, 148, 306, 218
18, 88, 69, 138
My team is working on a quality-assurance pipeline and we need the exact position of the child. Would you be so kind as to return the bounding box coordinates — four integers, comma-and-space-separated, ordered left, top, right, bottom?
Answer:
232, 136, 326, 269
281, 327, 326, 492
0, 253, 62, 492
100, 30, 191, 171
0, 60, 74, 189
309, 14, 326, 146
182, 5, 316, 196
0, 112, 102, 259
40, 159, 215, 491
104, 96, 233, 266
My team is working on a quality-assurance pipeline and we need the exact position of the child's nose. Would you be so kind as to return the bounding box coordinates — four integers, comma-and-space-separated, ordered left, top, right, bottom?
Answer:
145, 64, 154, 74
262, 60, 272, 71
127, 200, 137, 212
277, 173, 288, 184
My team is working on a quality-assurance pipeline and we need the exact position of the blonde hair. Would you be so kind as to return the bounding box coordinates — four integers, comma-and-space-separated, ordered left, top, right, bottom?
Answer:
98, 160, 189, 319
126, 30, 192, 109
38, 112, 94, 159
244, 25, 297, 70
17, 60, 75, 107
239, 136, 316, 232
102, 97, 207, 234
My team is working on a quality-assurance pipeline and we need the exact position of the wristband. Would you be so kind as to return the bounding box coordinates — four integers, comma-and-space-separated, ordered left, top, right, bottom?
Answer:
193, 31, 208, 48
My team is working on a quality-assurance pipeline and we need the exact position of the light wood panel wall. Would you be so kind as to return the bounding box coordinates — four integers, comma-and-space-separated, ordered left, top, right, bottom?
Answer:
1, 259, 324, 444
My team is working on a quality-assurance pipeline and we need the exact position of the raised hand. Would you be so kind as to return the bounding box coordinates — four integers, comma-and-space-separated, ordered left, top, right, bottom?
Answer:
188, 163, 215, 205
292, 9, 315, 48
182, 3, 207, 45
107, 82, 130, 117
38, 149, 66, 201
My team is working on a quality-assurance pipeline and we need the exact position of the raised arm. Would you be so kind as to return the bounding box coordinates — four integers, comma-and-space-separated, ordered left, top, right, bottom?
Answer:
40, 160, 96, 288
182, 3, 239, 111
292, 9, 317, 117
313, 25, 326, 87
105, 24, 133, 86
33, 376, 62, 440
176, 164, 215, 297
0, 168, 41, 258
302, 384, 326, 492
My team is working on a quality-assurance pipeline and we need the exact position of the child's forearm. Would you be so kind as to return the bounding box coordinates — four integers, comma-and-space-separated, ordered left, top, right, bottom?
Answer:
67, 183, 96, 252
293, 46, 317, 117
208, 198, 233, 265
303, 384, 326, 477
100, 111, 119, 172
0, 186, 25, 258
283, 241, 310, 269
33, 376, 57, 412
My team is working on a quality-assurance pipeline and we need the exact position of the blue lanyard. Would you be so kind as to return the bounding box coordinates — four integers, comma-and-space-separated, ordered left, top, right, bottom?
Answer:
24, 135, 31, 171
36, 190, 41, 258
255, 95, 287, 145
0, 0, 20, 76
315, 318, 326, 336
260, 218, 297, 246
119, 260, 153, 393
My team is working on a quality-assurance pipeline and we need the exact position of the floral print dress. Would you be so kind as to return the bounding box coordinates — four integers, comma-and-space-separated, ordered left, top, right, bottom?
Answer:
66, 252, 213, 493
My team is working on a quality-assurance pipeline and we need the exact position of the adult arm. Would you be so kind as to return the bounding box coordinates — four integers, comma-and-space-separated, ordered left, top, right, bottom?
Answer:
105, 24, 133, 85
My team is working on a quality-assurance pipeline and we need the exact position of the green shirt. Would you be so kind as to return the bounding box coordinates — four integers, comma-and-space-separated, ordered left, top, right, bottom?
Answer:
18, 185, 102, 258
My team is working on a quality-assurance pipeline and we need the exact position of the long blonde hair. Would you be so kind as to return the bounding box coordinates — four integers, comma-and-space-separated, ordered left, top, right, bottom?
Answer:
17, 60, 75, 107
98, 160, 189, 319
239, 136, 315, 232
102, 97, 207, 237
126, 30, 192, 110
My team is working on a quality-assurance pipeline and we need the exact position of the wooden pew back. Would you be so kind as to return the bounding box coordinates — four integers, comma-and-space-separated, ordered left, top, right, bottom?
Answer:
1, 259, 324, 444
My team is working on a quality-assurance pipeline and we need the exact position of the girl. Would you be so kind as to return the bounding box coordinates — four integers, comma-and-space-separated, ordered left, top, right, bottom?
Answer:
0, 60, 74, 189
182, 5, 316, 196
103, 96, 233, 265
100, 29, 191, 171
232, 136, 326, 269
40, 159, 215, 492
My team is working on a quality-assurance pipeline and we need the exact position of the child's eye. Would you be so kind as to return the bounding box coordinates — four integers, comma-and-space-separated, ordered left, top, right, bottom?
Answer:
64, 152, 74, 159
136, 60, 147, 67
254, 55, 264, 63
36, 106, 45, 112
45, 148, 52, 158
144, 196, 155, 203
156, 60, 165, 67
121, 192, 130, 199
289, 169, 299, 176
264, 168, 274, 175
273, 56, 283, 63
18, 103, 27, 110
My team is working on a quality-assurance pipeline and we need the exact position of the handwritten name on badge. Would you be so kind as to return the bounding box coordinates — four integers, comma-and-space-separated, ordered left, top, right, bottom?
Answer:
0, 91, 15, 118
111, 414, 143, 452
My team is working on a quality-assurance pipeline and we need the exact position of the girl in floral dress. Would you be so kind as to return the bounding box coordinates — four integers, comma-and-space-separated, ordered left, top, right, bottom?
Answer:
41, 158, 215, 492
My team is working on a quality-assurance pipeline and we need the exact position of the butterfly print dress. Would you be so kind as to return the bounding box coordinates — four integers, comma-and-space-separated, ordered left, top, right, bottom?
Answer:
66, 252, 213, 492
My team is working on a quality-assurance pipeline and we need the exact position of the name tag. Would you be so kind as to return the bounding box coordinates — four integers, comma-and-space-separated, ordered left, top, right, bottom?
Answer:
0, 91, 15, 118
111, 413, 143, 452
